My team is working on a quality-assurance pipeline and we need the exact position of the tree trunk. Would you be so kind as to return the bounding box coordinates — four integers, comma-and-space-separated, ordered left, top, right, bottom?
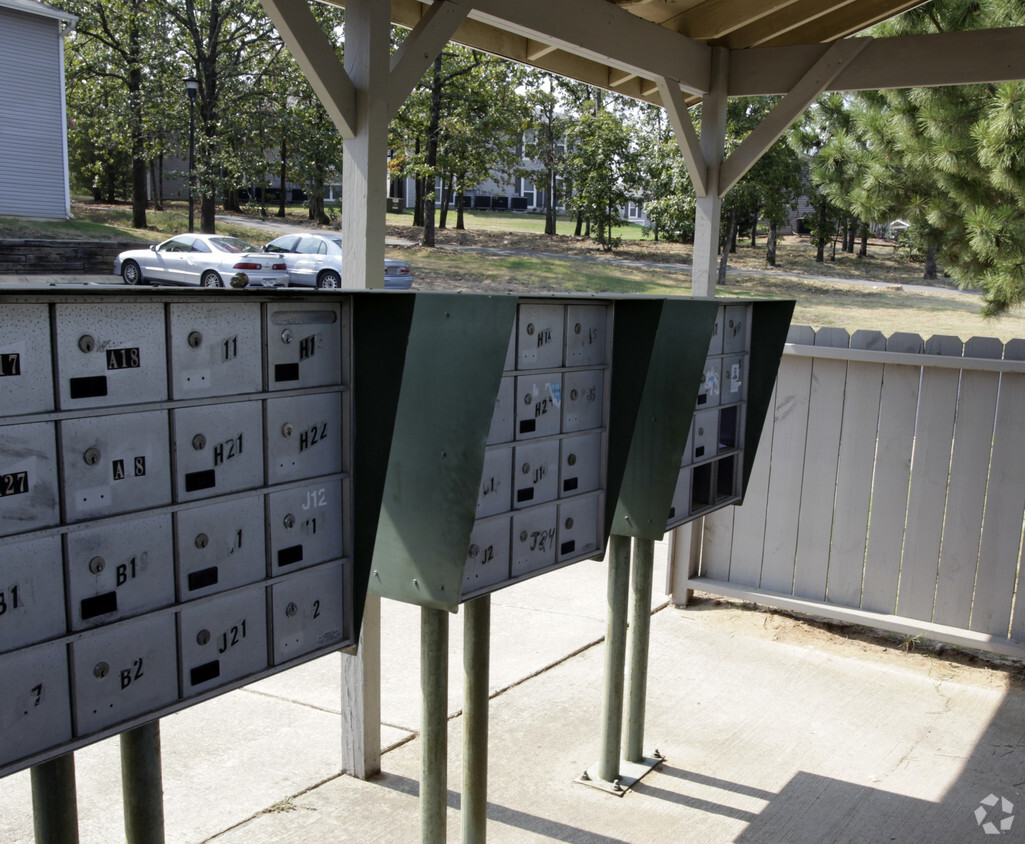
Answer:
276, 137, 287, 217
155, 155, 164, 211
544, 166, 557, 236
924, 242, 939, 279
224, 188, 241, 213
816, 235, 826, 262
859, 223, 869, 257
750, 210, 758, 248
574, 210, 583, 237
718, 208, 739, 287
422, 55, 443, 248
127, 15, 147, 229
414, 177, 424, 227
439, 174, 451, 230
455, 174, 466, 230
767, 220, 778, 266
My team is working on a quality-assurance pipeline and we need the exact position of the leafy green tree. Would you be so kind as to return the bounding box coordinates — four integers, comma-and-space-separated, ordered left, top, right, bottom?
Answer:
634, 104, 696, 243
521, 73, 571, 236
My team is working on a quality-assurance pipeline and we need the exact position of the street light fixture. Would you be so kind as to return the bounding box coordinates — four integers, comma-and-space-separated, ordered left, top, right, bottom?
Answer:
184, 77, 198, 233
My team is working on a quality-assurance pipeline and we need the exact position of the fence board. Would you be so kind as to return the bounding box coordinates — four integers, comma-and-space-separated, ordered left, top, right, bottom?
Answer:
862, 333, 922, 614
825, 331, 885, 607
701, 507, 735, 582
972, 339, 1025, 636
1008, 340, 1025, 643
933, 337, 1002, 628
896, 336, 962, 622
792, 329, 848, 600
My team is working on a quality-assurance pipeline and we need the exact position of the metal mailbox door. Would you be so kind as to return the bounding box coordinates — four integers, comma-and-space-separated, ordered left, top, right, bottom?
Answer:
476, 447, 513, 518
463, 515, 511, 596
559, 432, 602, 497
71, 613, 178, 736
564, 304, 607, 367
514, 373, 562, 439
265, 303, 343, 390
722, 305, 749, 354
173, 400, 265, 501
0, 642, 72, 769
265, 392, 344, 484
60, 410, 172, 522
486, 376, 515, 445
562, 370, 604, 433
270, 561, 348, 664
1, 304, 54, 415
175, 495, 266, 600
707, 307, 724, 356
691, 409, 719, 462
168, 302, 263, 399
516, 303, 564, 370
513, 440, 560, 509
65, 514, 175, 631
556, 493, 602, 562
267, 479, 345, 576
54, 303, 168, 409
179, 584, 268, 696
0, 535, 65, 652
724, 354, 747, 402
511, 506, 558, 577
696, 358, 723, 409
0, 421, 59, 536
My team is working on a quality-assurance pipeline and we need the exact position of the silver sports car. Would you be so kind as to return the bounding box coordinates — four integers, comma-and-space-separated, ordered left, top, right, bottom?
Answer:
114, 234, 290, 288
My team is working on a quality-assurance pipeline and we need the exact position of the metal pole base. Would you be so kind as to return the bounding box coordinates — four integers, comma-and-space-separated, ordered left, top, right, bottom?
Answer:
574, 750, 665, 797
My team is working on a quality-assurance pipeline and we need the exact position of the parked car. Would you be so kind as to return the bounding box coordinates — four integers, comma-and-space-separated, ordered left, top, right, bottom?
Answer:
114, 234, 290, 288
262, 233, 413, 289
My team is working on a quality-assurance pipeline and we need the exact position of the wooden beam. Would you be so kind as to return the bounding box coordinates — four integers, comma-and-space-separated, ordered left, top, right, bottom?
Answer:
655, 76, 707, 197
719, 37, 869, 196
730, 27, 1025, 96
259, 0, 356, 138
388, 0, 470, 118
715, 0, 858, 49
526, 38, 556, 61
608, 68, 636, 87
762, 0, 926, 46
666, 0, 799, 41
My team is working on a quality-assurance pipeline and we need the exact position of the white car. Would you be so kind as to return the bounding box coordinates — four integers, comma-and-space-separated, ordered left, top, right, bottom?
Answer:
262, 233, 413, 289
114, 234, 290, 288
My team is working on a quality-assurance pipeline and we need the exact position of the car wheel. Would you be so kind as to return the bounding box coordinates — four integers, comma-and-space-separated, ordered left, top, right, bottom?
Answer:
317, 270, 341, 289
122, 260, 144, 286
202, 271, 223, 288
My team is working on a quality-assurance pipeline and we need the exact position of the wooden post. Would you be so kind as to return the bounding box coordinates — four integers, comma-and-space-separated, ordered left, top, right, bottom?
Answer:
691, 47, 729, 298
341, 594, 382, 779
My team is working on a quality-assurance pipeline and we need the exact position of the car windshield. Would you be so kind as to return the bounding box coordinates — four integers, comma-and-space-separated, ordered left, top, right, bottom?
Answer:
209, 237, 256, 253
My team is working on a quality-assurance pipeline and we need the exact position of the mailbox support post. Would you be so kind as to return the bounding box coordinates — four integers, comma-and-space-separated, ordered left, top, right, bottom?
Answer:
421, 606, 449, 844
462, 595, 490, 844
120, 721, 165, 844
598, 534, 631, 784
624, 538, 654, 763
30, 754, 79, 844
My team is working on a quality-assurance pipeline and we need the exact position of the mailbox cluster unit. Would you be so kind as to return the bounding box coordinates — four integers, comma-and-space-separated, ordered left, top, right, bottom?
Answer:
0, 292, 354, 775
464, 302, 611, 598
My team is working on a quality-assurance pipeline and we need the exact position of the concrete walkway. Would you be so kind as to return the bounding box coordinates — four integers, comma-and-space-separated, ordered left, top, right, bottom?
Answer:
1, 537, 1022, 843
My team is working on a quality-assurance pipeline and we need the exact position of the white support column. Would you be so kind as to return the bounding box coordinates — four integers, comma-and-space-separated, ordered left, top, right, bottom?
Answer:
691, 47, 729, 298
342, 0, 390, 290
341, 595, 382, 778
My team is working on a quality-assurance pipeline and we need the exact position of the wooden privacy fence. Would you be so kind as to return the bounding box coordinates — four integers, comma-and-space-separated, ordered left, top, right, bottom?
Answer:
673, 325, 1025, 659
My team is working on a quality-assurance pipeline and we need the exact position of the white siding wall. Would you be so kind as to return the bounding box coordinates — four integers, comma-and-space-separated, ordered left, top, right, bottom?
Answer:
0, 6, 69, 218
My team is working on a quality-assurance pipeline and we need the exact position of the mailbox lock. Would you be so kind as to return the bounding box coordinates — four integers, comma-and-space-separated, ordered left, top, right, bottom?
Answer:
574, 322, 582, 334
565, 517, 574, 530
523, 394, 532, 406
187, 331, 203, 349
281, 423, 294, 438
698, 426, 705, 436
192, 434, 206, 450
83, 447, 101, 466
521, 462, 530, 475
78, 335, 95, 353
570, 389, 579, 401
195, 533, 209, 549
196, 629, 211, 646
93, 662, 110, 680
283, 513, 296, 529
526, 323, 535, 336
520, 530, 528, 542
285, 602, 298, 618
280, 329, 294, 344
88, 556, 105, 574
567, 453, 577, 466
468, 544, 480, 559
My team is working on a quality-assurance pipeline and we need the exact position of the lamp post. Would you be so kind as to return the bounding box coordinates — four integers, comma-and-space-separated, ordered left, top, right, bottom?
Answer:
184, 77, 198, 233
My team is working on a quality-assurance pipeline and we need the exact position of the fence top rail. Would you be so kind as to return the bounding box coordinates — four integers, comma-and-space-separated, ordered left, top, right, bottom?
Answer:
784, 342, 1025, 374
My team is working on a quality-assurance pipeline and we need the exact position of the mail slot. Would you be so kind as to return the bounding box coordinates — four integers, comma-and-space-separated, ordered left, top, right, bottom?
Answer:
55, 302, 168, 408
270, 561, 348, 664
691, 409, 719, 462
722, 305, 749, 354
1, 303, 54, 415
516, 303, 564, 370
60, 411, 172, 522
486, 376, 515, 445
173, 400, 265, 501
556, 493, 601, 562
724, 354, 746, 400
476, 447, 513, 518
65, 514, 174, 631
718, 405, 741, 452
265, 392, 344, 484
696, 358, 722, 409
513, 440, 560, 509
564, 304, 607, 367
560, 432, 602, 497
511, 505, 558, 578
0, 535, 65, 652
71, 613, 178, 736
691, 462, 713, 511
0, 421, 59, 537
463, 515, 511, 596
715, 455, 739, 503
0, 642, 72, 769
515, 373, 562, 439
265, 303, 343, 390
267, 479, 345, 576
562, 369, 604, 433
707, 307, 724, 356
168, 302, 263, 398
179, 584, 268, 696
174, 495, 266, 600
667, 467, 690, 524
